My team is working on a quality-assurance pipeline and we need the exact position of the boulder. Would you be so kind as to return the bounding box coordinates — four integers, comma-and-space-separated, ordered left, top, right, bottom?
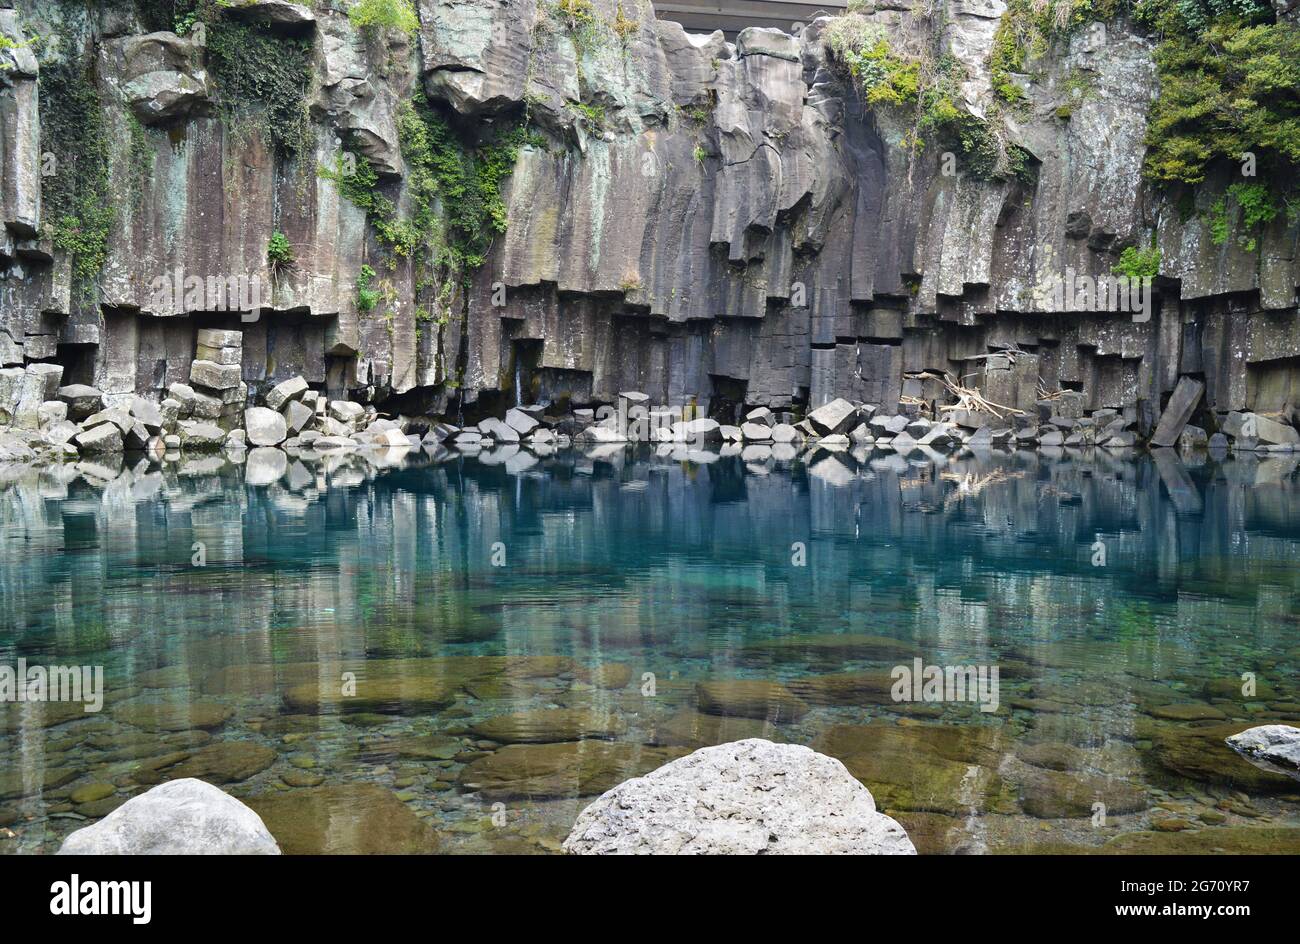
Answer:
806, 398, 857, 435
189, 360, 241, 390
1149, 377, 1204, 448
265, 375, 309, 411
56, 779, 280, 855
130, 396, 165, 432
244, 407, 288, 446
1226, 725, 1300, 781
282, 399, 314, 434
328, 400, 365, 424
178, 421, 227, 450
504, 407, 539, 435
563, 739, 915, 854
57, 384, 104, 421
741, 422, 772, 441
73, 422, 123, 454
37, 400, 67, 428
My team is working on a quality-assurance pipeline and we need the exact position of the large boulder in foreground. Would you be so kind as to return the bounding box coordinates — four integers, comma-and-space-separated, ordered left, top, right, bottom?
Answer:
1226, 725, 1300, 781
56, 778, 280, 855
562, 738, 916, 855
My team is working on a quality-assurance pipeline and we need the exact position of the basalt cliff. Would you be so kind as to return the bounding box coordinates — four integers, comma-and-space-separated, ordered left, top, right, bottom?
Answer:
1, 0, 1299, 449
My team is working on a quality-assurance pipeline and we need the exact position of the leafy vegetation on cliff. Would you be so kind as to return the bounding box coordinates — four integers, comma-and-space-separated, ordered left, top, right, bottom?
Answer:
1114, 245, 1161, 278
322, 96, 535, 319
39, 55, 114, 294
989, 0, 1124, 106
1139, 2, 1300, 187
134, 1, 314, 154
206, 18, 314, 155
825, 14, 1033, 181
347, 0, 421, 36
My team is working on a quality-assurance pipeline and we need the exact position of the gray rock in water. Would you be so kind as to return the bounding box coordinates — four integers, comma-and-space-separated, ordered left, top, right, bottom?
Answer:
57, 779, 281, 855
807, 398, 858, 436
265, 375, 310, 411
245, 407, 288, 446
563, 738, 915, 855
58, 384, 104, 421
1226, 725, 1300, 781
73, 422, 123, 454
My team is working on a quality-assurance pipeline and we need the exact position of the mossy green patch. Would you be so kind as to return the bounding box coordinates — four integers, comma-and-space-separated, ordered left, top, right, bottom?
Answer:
39, 53, 115, 295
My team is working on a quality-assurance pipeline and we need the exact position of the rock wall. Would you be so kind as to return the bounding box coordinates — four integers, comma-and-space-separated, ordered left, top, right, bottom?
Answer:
1, 0, 1298, 434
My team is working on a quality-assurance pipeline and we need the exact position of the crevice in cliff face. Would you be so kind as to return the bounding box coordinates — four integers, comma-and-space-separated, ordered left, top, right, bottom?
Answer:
723, 141, 781, 169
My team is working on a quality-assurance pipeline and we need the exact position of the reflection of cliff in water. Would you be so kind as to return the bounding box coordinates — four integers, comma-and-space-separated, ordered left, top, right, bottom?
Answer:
4, 447, 1300, 664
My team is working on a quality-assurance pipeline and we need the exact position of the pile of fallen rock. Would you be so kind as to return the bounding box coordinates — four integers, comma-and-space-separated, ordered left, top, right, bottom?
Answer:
7, 363, 1300, 466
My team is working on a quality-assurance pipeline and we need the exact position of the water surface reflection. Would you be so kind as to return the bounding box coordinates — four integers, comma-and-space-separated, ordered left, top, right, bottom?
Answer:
2, 442, 1299, 853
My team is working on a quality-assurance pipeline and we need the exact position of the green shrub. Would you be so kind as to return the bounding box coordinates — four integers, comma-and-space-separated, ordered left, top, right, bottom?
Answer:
1114, 245, 1161, 278
356, 264, 380, 312
346, 0, 420, 36
1205, 182, 1282, 251
267, 230, 295, 271
824, 15, 919, 106
1144, 14, 1300, 186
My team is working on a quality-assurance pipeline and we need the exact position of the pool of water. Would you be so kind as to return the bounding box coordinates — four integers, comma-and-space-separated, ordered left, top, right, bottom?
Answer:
2, 443, 1299, 853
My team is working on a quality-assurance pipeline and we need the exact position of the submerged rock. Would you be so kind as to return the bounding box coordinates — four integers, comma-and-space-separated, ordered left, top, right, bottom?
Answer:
1018, 767, 1147, 819
132, 740, 277, 785
563, 739, 915, 855
458, 742, 688, 800
1225, 724, 1300, 781
695, 680, 809, 723
468, 708, 627, 744
813, 723, 1012, 816
246, 784, 440, 854
646, 709, 786, 748
57, 779, 280, 854
1152, 722, 1299, 791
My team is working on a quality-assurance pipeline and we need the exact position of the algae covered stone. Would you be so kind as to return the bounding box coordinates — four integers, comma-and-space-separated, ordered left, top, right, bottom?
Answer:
1152, 722, 1298, 791
458, 741, 688, 800
246, 784, 440, 854
468, 708, 627, 744
813, 723, 1011, 816
696, 679, 809, 723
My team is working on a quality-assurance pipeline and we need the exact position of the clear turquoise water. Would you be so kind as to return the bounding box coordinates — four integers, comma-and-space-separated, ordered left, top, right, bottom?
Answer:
2, 444, 1299, 853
